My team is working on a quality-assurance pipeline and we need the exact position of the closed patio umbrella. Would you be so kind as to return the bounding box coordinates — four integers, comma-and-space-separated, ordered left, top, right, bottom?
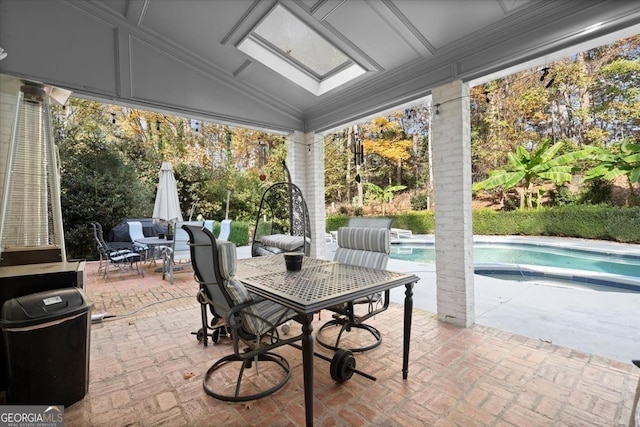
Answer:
153, 161, 183, 226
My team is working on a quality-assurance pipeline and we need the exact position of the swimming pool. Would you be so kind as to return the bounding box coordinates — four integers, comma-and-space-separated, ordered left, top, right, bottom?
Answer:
389, 240, 640, 292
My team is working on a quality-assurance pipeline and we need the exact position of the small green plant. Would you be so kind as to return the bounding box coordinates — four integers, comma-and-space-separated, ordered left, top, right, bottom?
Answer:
547, 185, 580, 207
364, 183, 407, 215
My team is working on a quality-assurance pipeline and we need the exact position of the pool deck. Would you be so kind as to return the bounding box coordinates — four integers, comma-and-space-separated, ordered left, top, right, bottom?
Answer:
374, 235, 640, 364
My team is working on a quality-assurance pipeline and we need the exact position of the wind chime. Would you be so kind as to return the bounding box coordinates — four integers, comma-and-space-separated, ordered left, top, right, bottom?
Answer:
353, 127, 364, 183
258, 138, 268, 181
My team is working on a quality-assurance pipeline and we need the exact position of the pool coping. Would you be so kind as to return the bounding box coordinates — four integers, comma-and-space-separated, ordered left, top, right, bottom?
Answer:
389, 234, 640, 291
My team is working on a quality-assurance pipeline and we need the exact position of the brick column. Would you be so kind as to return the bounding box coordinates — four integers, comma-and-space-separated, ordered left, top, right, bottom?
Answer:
289, 131, 325, 258
431, 80, 475, 327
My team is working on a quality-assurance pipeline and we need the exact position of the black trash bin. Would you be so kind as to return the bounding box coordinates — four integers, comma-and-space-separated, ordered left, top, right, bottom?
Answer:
1, 288, 92, 406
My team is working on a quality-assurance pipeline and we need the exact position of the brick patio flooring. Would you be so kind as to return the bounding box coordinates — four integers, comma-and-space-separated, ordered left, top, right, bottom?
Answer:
64, 260, 639, 426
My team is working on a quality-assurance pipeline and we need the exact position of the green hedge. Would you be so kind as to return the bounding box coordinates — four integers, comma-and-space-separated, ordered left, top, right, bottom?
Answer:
327, 205, 640, 243
212, 221, 250, 246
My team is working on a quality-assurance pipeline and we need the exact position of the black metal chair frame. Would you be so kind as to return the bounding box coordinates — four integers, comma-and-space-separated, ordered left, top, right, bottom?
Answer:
183, 224, 304, 402
91, 222, 144, 278
316, 222, 392, 353
251, 182, 311, 257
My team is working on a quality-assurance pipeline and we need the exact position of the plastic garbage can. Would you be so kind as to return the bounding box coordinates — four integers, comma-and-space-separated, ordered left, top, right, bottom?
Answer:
1, 288, 92, 406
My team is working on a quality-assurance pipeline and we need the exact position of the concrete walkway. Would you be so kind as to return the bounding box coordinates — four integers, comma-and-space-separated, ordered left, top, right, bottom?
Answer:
240, 235, 640, 363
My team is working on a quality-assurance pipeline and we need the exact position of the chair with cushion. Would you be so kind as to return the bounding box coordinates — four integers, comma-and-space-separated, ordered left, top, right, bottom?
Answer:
91, 222, 137, 254
203, 220, 215, 234
127, 221, 149, 256
347, 217, 393, 229
251, 182, 311, 257
316, 226, 391, 352
183, 224, 303, 402
218, 219, 231, 241
91, 222, 144, 278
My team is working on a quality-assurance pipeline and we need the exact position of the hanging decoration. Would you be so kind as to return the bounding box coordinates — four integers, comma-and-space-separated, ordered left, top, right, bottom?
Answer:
353, 128, 364, 166
540, 66, 555, 88
352, 127, 364, 183
258, 138, 267, 181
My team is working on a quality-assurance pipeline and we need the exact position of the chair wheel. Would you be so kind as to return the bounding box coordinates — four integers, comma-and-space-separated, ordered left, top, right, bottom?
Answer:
196, 328, 205, 342
330, 349, 355, 383
212, 328, 220, 344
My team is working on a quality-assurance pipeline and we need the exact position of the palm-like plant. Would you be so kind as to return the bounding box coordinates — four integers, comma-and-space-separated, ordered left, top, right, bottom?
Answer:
473, 140, 593, 208
584, 139, 640, 206
364, 183, 407, 215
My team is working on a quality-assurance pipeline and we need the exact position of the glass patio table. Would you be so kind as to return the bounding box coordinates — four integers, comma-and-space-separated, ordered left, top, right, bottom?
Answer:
134, 237, 173, 265
236, 255, 419, 427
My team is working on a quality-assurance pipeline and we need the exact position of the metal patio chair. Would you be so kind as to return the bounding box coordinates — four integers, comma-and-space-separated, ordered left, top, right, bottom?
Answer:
91, 222, 143, 278
183, 224, 303, 402
316, 226, 391, 352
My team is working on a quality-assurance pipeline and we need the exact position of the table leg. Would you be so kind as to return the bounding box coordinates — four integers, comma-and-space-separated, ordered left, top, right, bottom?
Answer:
301, 314, 315, 427
403, 282, 414, 379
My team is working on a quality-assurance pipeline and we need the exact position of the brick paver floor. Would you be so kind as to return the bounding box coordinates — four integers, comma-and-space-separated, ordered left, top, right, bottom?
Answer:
64, 260, 638, 426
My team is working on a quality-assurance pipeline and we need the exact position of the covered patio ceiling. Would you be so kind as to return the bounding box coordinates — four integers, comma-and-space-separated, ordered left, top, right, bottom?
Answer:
1, 0, 639, 134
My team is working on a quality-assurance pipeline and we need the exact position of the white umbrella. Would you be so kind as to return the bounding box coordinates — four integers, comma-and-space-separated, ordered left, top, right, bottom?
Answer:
153, 161, 183, 224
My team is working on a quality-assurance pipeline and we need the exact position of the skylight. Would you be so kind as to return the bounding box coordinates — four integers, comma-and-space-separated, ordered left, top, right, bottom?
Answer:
237, 4, 365, 96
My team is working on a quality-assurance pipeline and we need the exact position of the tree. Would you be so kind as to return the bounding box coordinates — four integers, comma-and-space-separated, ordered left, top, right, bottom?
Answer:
473, 140, 593, 208
58, 136, 152, 259
584, 139, 640, 206
362, 117, 413, 186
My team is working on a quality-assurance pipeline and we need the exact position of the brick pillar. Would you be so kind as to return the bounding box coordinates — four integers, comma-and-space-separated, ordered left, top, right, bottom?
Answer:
432, 80, 475, 327
289, 131, 325, 258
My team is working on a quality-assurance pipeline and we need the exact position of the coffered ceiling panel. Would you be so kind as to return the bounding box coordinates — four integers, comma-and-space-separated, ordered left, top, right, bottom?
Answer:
323, 1, 422, 70
139, 0, 250, 74
1, 0, 638, 133
396, 0, 509, 49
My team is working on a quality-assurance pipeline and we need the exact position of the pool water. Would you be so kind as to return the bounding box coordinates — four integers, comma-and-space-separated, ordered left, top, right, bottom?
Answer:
390, 243, 640, 279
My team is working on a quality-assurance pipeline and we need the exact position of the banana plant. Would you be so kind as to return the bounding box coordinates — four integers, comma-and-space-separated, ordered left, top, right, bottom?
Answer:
473, 140, 594, 208
364, 183, 407, 215
584, 139, 640, 206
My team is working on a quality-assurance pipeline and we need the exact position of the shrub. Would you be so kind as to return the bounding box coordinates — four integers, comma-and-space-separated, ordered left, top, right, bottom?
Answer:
326, 214, 349, 232
228, 221, 250, 246
326, 205, 640, 243
547, 185, 580, 207
393, 211, 434, 234
410, 191, 431, 210
580, 179, 613, 205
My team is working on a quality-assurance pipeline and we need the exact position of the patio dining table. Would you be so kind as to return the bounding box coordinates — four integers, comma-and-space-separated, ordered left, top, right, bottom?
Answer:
236, 255, 419, 427
135, 237, 173, 265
